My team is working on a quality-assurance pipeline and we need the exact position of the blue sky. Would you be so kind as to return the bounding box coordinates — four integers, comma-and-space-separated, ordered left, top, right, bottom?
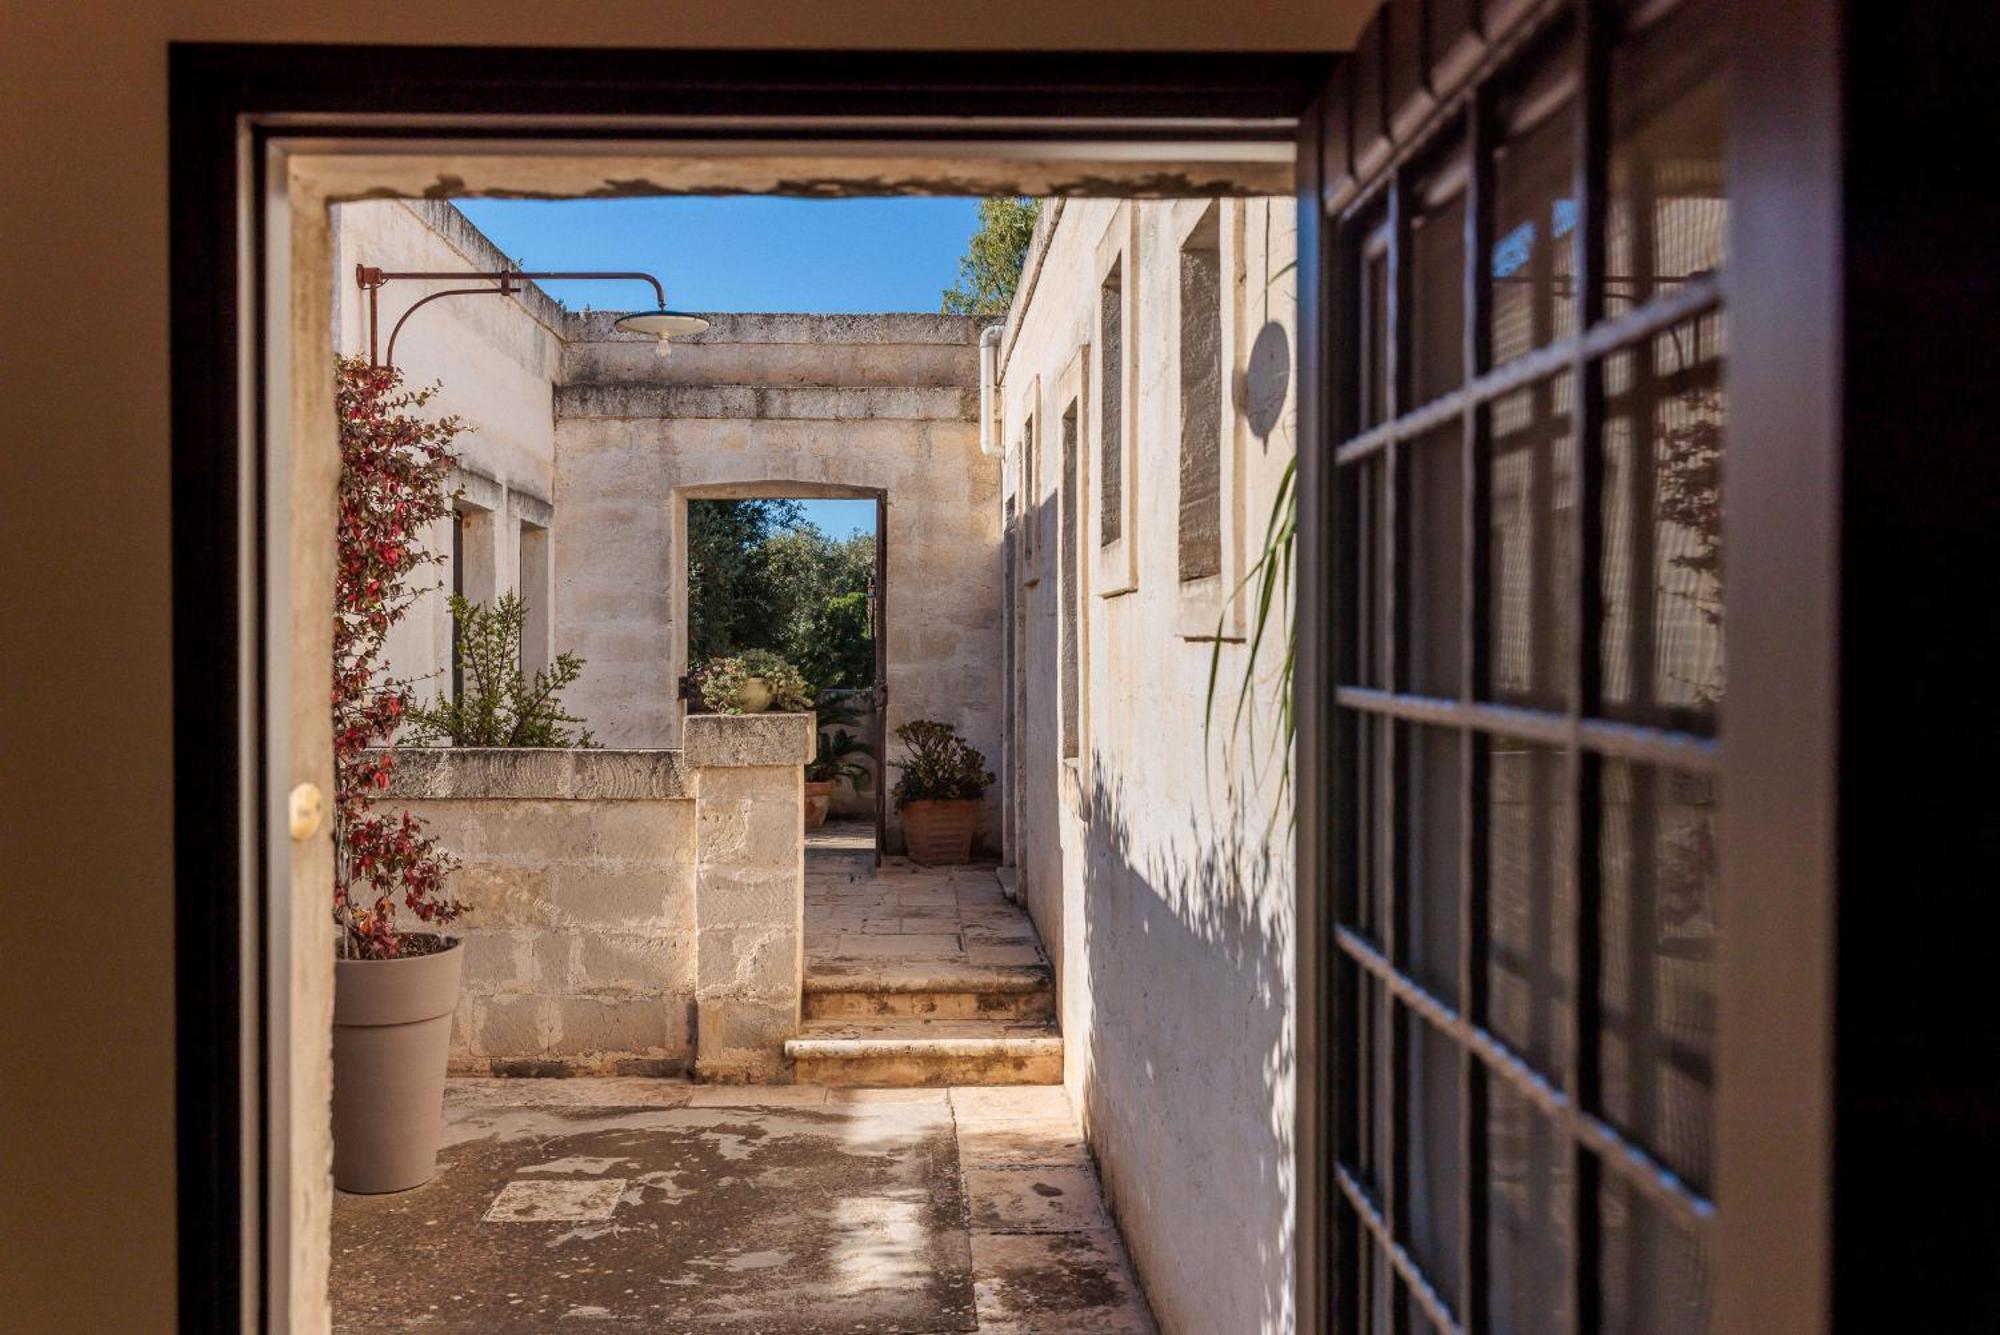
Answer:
453, 196, 980, 314
454, 196, 984, 540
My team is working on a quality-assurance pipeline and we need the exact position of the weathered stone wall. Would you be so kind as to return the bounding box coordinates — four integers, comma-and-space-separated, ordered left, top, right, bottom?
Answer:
554, 312, 1004, 853
379, 715, 812, 1080
997, 197, 1299, 1335
685, 714, 812, 1081
330, 200, 567, 697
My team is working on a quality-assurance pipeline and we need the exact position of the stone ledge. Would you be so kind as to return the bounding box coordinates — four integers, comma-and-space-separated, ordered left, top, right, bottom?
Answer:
564, 310, 984, 346
554, 382, 978, 422
378, 748, 690, 800
684, 712, 816, 769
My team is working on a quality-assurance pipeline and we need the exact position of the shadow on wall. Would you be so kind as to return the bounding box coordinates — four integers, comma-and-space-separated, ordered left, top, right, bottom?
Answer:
1075, 755, 1294, 1333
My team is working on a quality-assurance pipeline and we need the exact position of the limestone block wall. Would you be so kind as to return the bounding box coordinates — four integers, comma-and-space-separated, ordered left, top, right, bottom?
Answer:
996, 197, 1300, 1334
380, 715, 813, 1081
553, 312, 1005, 853
330, 200, 567, 703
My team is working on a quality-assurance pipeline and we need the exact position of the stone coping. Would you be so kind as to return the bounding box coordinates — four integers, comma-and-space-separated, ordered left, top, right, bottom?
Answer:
378, 748, 691, 800
372, 717, 814, 799
553, 382, 977, 423
684, 712, 817, 769
564, 310, 984, 346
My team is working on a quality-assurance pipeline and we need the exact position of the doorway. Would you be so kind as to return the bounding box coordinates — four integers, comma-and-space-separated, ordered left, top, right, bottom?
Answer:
682, 490, 889, 859
164, 22, 1879, 1334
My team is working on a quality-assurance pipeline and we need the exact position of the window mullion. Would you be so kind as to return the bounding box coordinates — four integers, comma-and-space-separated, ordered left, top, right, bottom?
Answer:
1458, 82, 1494, 1335
1568, 3, 1612, 1334
1383, 163, 1410, 1333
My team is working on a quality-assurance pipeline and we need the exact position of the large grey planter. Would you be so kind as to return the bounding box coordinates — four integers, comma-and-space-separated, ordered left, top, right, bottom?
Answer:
332, 938, 463, 1193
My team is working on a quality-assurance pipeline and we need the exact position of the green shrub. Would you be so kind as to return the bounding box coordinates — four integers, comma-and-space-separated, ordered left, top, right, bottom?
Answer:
889, 719, 994, 807
405, 592, 595, 747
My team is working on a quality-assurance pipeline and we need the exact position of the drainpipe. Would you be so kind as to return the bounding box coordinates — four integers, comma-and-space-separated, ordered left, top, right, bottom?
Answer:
978, 323, 1005, 458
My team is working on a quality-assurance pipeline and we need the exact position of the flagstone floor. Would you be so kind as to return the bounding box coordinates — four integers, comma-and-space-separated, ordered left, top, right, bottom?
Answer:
804, 822, 1050, 990
331, 1078, 1155, 1333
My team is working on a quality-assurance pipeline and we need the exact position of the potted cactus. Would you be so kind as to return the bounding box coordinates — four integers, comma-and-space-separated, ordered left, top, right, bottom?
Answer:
889, 720, 994, 865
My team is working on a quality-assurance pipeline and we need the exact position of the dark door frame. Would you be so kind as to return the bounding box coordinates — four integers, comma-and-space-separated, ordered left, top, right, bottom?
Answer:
874, 491, 890, 863
166, 15, 1995, 1331
169, 43, 1332, 1334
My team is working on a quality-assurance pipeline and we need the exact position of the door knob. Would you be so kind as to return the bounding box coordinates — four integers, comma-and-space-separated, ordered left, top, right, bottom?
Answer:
289, 782, 325, 842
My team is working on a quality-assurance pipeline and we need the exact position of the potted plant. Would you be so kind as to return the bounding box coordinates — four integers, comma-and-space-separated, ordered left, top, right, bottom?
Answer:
330, 358, 469, 1194
696, 648, 813, 715
805, 727, 874, 828
889, 719, 994, 865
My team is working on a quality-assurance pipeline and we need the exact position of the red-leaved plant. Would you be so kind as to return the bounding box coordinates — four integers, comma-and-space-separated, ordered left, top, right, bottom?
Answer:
333, 357, 466, 959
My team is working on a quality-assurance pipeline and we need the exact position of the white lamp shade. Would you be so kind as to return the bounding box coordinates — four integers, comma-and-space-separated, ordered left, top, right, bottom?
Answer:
614, 310, 710, 338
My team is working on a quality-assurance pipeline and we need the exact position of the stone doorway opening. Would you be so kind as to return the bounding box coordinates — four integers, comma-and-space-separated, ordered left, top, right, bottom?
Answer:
191, 60, 1312, 1323
313, 189, 1118, 1332
680, 487, 888, 857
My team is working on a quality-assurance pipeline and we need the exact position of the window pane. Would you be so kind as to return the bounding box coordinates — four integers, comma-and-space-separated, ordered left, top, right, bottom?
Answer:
1343, 458, 1391, 689
1404, 1012, 1464, 1311
1600, 762, 1719, 1192
1099, 265, 1124, 545
1606, 0, 1727, 318
1355, 714, 1390, 941
1411, 184, 1468, 405
1600, 313, 1725, 731
1491, 98, 1577, 365
1408, 423, 1465, 698
1601, 1173, 1711, 1335
1060, 404, 1081, 758
1489, 374, 1575, 710
1488, 737, 1574, 1082
1489, 1078, 1575, 1335
1404, 724, 1463, 1006
1356, 976, 1392, 1197
1178, 207, 1223, 582
1361, 223, 1392, 429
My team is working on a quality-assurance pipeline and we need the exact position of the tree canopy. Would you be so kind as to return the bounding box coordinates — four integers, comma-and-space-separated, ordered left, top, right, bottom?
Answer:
687, 499, 877, 690
940, 197, 1041, 317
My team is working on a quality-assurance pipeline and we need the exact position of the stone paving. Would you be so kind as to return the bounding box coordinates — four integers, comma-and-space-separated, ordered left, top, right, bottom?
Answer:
331, 1078, 1155, 1333
804, 823, 1050, 991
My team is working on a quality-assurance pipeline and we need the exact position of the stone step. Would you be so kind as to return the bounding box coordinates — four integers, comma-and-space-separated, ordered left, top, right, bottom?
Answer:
785, 1018, 1063, 1087
803, 963, 1055, 1022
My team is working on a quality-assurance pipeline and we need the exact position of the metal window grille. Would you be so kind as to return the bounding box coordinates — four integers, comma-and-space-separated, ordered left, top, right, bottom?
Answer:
1329, 2, 1726, 1331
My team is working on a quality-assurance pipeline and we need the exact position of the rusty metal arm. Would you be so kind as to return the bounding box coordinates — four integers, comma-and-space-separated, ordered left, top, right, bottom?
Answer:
355, 265, 667, 367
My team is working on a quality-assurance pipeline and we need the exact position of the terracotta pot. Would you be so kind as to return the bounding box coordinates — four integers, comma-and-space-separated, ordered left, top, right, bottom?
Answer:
332, 936, 463, 1194
900, 798, 979, 865
803, 778, 836, 828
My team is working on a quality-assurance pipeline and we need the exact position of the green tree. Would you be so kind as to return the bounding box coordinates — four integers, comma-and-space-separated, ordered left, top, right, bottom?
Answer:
941, 197, 1041, 316
686, 498, 805, 663
686, 501, 878, 689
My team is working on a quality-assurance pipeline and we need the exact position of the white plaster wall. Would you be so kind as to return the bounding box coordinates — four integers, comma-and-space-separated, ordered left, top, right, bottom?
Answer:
555, 314, 1004, 852
330, 200, 565, 701
999, 196, 1300, 1334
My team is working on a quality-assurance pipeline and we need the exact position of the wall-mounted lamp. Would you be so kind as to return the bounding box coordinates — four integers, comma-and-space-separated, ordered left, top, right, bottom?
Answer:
355, 264, 710, 368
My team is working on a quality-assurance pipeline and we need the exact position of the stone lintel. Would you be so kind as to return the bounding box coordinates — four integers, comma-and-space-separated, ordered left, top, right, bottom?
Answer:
684, 713, 816, 769
377, 747, 689, 800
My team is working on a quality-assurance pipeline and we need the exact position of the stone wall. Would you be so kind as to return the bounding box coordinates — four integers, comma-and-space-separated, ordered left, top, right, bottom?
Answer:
331, 200, 567, 696
381, 714, 812, 1082
554, 311, 1005, 853
996, 197, 1299, 1334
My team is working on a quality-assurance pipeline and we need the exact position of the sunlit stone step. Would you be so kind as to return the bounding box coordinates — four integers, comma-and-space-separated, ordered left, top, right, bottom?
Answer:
784, 1018, 1063, 1087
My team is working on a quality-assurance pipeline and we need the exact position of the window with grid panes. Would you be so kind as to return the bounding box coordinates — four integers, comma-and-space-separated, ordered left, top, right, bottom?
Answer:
1330, 2, 1726, 1332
